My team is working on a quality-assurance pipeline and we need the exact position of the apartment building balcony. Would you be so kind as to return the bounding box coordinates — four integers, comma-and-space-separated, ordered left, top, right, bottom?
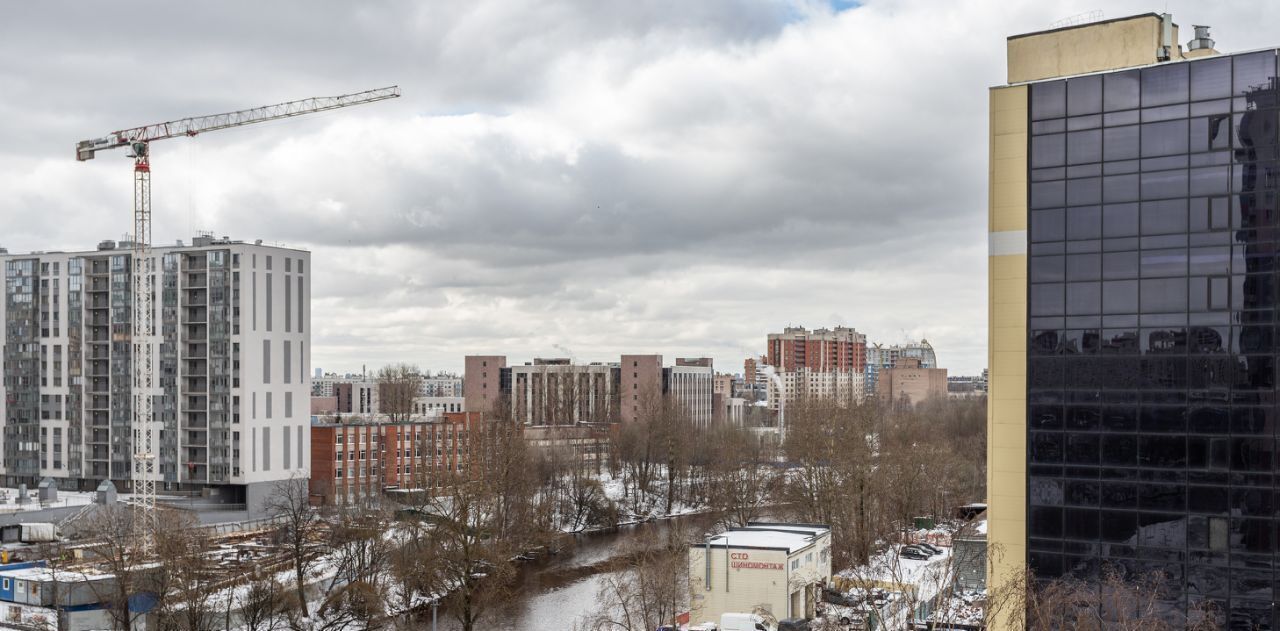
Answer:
184, 307, 207, 324
182, 293, 207, 308
182, 328, 208, 343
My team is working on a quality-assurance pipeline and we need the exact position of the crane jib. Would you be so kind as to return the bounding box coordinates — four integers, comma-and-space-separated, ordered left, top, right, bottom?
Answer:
74, 85, 400, 159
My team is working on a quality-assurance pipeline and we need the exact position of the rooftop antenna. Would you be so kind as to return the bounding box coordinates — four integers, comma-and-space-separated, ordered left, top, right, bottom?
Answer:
1049, 9, 1103, 29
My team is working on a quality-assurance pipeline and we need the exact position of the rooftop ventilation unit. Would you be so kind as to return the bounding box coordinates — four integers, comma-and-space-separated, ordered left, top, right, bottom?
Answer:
1188, 25, 1214, 51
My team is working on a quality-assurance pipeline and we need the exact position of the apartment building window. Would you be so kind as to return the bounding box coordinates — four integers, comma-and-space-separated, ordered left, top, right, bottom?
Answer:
265, 392, 273, 419
262, 428, 271, 471
263, 340, 271, 383
265, 272, 273, 331
284, 275, 291, 333
284, 392, 293, 418
283, 341, 292, 384
297, 276, 304, 333
283, 429, 291, 470
297, 425, 303, 469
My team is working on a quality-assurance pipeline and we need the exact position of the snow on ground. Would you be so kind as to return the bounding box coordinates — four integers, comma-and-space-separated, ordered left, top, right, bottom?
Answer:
839, 543, 954, 593
926, 589, 986, 627
0, 487, 100, 514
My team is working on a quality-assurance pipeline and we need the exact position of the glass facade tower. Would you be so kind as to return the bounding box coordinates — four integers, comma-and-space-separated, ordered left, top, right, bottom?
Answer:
1026, 49, 1279, 625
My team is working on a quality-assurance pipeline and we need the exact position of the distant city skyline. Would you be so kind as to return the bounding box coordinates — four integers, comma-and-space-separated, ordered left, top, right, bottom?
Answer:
4, 2, 1278, 379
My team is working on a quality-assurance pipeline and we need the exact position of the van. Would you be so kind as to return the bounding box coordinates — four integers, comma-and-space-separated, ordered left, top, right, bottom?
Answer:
720, 613, 777, 631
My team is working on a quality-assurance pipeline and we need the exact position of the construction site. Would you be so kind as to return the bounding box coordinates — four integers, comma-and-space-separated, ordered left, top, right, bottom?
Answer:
0, 87, 406, 630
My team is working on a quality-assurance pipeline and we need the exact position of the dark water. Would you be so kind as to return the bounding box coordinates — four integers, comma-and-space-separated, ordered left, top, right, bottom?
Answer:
433, 512, 721, 630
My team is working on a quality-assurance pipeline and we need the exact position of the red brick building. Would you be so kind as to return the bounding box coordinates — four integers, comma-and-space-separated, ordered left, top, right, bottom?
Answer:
766, 326, 867, 373
309, 411, 482, 505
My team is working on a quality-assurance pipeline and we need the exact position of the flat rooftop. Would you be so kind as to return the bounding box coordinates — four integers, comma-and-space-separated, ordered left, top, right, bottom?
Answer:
700, 522, 830, 554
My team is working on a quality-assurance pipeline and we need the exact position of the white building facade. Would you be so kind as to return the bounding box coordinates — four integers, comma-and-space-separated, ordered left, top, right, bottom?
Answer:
666, 364, 714, 428
766, 369, 864, 415
688, 523, 833, 624
0, 236, 310, 507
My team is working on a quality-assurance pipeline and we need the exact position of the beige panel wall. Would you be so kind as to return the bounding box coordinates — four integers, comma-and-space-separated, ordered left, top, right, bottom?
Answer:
689, 547, 791, 623
1007, 15, 1168, 83
987, 84, 1027, 631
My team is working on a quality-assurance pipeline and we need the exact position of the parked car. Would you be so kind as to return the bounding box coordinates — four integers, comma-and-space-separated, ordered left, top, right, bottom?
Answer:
902, 544, 937, 557
899, 547, 931, 560
778, 618, 811, 631
915, 542, 943, 555
721, 613, 776, 631
817, 601, 868, 628
822, 586, 859, 607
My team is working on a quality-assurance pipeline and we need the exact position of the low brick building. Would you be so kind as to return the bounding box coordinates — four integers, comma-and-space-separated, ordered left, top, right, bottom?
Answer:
309, 412, 482, 505
876, 358, 948, 406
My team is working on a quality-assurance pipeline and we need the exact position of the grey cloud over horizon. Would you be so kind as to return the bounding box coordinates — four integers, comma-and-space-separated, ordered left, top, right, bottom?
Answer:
3, 0, 1277, 376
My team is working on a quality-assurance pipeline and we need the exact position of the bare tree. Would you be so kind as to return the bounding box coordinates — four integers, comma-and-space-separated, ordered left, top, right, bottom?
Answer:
377, 363, 424, 423
706, 426, 779, 528
583, 526, 689, 631
237, 573, 289, 631
80, 504, 152, 631
404, 418, 553, 631
152, 512, 217, 631
264, 475, 325, 620
316, 502, 393, 629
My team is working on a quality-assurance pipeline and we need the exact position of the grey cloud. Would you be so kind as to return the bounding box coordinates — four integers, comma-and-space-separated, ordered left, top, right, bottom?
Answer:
5, 0, 1280, 375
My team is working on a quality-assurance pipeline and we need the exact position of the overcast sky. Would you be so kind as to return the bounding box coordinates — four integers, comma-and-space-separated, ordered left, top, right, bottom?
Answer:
2, 1, 1277, 377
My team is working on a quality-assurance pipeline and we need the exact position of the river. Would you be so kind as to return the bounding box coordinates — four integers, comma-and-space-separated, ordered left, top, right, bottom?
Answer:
430, 512, 722, 630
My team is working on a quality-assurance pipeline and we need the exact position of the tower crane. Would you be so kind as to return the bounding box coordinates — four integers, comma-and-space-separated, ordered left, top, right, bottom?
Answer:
75, 86, 400, 543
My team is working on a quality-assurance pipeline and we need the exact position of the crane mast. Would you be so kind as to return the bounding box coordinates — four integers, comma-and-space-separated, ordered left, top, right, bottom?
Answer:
76, 87, 399, 547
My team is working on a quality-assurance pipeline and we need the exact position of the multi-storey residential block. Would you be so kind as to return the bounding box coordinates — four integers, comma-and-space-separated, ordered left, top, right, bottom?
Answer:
763, 326, 868, 415
420, 372, 462, 397
0, 236, 309, 509
767, 326, 867, 373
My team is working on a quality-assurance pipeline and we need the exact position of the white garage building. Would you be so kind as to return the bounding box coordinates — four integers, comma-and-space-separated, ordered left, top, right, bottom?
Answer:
688, 523, 832, 623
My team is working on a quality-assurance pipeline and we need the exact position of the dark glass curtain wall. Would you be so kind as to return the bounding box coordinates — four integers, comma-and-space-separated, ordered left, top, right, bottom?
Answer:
1027, 49, 1280, 627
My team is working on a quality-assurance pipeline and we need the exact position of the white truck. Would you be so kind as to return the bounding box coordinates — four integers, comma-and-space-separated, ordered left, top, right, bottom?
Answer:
720, 613, 777, 631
